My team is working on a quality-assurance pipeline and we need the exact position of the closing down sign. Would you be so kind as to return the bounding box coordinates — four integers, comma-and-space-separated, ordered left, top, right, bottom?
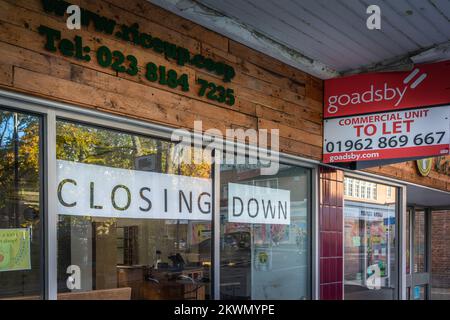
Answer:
228, 183, 290, 225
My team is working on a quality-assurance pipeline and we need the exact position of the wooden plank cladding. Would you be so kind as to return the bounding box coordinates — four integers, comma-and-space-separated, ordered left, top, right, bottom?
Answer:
366, 156, 450, 192
0, 0, 323, 160
0, 0, 449, 193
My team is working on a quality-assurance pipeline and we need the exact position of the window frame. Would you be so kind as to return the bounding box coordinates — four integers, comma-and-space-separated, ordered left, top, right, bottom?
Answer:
0, 89, 319, 300
0, 105, 46, 299
343, 171, 407, 300
218, 159, 314, 300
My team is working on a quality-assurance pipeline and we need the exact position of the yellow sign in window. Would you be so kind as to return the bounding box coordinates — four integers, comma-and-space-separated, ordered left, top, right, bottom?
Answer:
0, 228, 31, 272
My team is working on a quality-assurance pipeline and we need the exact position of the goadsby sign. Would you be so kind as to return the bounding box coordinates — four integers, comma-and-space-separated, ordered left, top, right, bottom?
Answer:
324, 106, 450, 163
325, 60, 450, 118
323, 60, 450, 164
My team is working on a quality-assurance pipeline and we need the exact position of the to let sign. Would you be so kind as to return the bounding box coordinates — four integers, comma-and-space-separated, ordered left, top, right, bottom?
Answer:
323, 60, 450, 164
323, 106, 450, 163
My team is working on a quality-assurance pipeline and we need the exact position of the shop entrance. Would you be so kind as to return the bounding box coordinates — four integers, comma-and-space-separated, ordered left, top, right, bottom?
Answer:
406, 183, 450, 300
406, 207, 431, 300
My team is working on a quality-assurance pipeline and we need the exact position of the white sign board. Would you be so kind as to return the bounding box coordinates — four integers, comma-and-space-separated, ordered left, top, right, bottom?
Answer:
323, 105, 450, 163
227, 183, 290, 225
344, 205, 394, 222
56, 160, 212, 221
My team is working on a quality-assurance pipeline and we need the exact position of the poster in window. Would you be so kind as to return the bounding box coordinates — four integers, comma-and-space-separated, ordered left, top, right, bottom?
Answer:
0, 228, 31, 272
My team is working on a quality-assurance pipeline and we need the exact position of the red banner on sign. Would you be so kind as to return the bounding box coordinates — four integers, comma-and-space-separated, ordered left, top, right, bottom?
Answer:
324, 60, 450, 118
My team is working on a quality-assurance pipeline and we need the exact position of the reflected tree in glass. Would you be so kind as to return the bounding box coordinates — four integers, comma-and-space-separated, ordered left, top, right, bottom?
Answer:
0, 110, 41, 298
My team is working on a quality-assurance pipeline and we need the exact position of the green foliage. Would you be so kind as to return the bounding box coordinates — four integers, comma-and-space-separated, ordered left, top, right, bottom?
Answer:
0, 112, 40, 228
0, 116, 212, 234
56, 121, 158, 169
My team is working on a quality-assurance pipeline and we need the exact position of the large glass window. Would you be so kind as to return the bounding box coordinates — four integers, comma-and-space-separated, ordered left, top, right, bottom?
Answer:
219, 163, 311, 300
344, 177, 398, 300
56, 120, 212, 300
0, 109, 42, 299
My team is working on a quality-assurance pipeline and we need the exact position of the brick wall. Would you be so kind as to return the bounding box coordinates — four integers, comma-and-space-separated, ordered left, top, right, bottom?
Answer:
432, 210, 450, 288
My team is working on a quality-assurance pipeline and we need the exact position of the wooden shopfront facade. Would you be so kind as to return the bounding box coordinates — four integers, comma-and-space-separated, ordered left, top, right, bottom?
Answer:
0, 0, 449, 300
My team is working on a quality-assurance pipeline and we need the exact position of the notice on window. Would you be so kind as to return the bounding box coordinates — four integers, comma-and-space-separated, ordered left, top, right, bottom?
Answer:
352, 236, 361, 247
0, 228, 31, 272
227, 183, 290, 225
323, 105, 450, 163
56, 160, 212, 221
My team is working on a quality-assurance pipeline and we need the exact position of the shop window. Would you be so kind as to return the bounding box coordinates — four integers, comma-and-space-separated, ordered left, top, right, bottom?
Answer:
386, 186, 392, 199
343, 177, 398, 300
371, 184, 377, 201
348, 178, 353, 197
116, 226, 139, 266
56, 120, 212, 300
360, 181, 366, 199
345, 178, 377, 201
354, 180, 360, 198
0, 109, 42, 299
219, 163, 311, 300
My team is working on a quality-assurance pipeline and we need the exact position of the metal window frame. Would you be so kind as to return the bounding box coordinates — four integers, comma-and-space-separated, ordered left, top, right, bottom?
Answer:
210, 143, 318, 300
0, 97, 58, 300
406, 206, 432, 300
0, 89, 320, 300
211, 149, 221, 300
341, 171, 407, 300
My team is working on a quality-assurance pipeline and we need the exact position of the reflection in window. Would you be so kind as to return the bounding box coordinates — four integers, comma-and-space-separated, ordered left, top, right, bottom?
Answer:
344, 178, 377, 201
344, 177, 397, 300
220, 163, 311, 300
56, 121, 212, 300
406, 210, 411, 275
414, 211, 426, 273
354, 180, 360, 198
0, 110, 42, 299
372, 184, 378, 201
